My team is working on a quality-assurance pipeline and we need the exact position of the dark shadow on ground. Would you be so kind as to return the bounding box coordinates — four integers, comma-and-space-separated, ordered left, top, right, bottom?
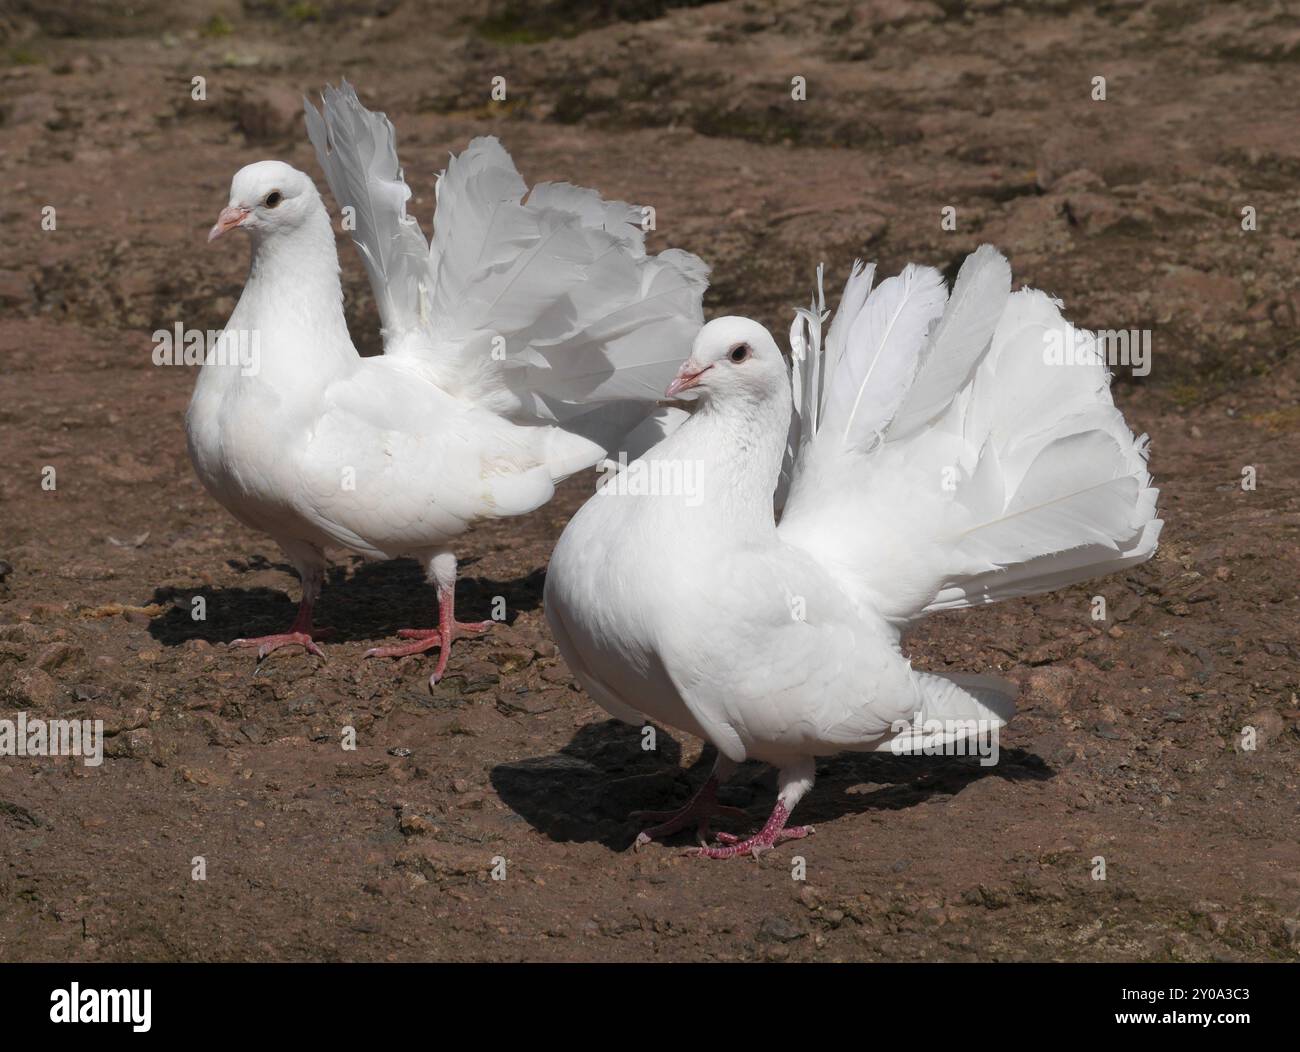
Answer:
491, 719, 1055, 851
146, 556, 544, 646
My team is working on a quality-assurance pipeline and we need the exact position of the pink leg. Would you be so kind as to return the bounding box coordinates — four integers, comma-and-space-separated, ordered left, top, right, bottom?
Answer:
690, 758, 816, 860
632, 757, 744, 848
365, 555, 492, 686
231, 587, 331, 662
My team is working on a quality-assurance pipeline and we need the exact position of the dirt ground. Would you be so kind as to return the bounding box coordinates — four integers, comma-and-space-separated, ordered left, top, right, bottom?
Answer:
1, 0, 1298, 962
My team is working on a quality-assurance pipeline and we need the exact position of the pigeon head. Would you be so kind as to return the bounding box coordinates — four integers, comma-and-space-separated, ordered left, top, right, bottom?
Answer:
666, 316, 785, 403
208, 160, 324, 242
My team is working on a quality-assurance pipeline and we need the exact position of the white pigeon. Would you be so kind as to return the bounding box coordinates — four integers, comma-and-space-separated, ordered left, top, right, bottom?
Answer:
544, 246, 1162, 858
188, 82, 707, 683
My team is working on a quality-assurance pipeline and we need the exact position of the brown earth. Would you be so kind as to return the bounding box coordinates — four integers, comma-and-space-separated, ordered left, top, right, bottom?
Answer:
1, 0, 1298, 962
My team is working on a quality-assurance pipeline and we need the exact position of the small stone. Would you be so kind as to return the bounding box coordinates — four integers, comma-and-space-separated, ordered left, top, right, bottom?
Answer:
1092, 721, 1123, 741
756, 915, 805, 943
6, 667, 62, 708
976, 885, 1012, 910
92, 706, 149, 736
104, 728, 153, 759
496, 692, 558, 716
0, 622, 37, 644
180, 766, 226, 787
281, 694, 320, 716
399, 812, 435, 836
488, 648, 534, 674
1025, 667, 1075, 711
36, 641, 83, 672
447, 660, 499, 694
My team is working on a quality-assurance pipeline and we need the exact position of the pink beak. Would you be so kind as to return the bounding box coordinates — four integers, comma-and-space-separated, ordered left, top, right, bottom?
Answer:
665, 361, 710, 399
208, 205, 250, 242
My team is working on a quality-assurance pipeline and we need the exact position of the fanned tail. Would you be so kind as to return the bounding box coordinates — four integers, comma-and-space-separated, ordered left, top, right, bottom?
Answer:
304, 81, 709, 472
779, 246, 1161, 624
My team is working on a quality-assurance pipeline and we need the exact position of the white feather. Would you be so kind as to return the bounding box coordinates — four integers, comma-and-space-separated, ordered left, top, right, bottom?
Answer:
304, 81, 709, 432
889, 244, 1011, 440
303, 81, 430, 343
819, 264, 948, 451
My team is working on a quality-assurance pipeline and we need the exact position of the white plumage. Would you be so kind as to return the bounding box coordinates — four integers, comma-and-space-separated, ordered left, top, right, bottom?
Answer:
544, 245, 1161, 857
188, 82, 707, 682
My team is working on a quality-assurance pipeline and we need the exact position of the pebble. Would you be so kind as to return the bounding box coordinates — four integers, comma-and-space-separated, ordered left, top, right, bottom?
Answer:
488, 648, 534, 673
104, 728, 153, 759
1025, 666, 1075, 711
756, 915, 805, 943
7, 668, 62, 708
36, 641, 83, 672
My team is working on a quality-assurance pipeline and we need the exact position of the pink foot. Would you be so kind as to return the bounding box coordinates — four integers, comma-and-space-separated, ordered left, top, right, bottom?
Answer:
230, 628, 332, 662
631, 776, 749, 849
689, 801, 814, 859
365, 619, 492, 684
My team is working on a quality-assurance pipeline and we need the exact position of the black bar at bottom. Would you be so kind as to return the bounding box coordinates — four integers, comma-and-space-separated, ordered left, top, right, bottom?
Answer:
0, 961, 1288, 1037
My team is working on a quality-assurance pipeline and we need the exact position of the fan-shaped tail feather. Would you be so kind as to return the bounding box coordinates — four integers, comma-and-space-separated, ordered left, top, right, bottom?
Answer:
305, 81, 709, 475
779, 246, 1161, 624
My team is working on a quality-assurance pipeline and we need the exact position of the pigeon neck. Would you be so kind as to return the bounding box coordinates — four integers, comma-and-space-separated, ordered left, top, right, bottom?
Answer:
688, 386, 791, 528
238, 205, 352, 367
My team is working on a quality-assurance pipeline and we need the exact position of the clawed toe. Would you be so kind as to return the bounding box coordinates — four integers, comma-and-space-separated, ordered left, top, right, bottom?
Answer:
627, 770, 751, 848
455, 620, 494, 635
365, 612, 493, 684
690, 824, 815, 859
230, 631, 328, 662
364, 634, 442, 660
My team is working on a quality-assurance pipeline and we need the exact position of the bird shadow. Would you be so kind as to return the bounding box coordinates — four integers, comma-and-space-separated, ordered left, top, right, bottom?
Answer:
146, 556, 544, 646
491, 720, 1055, 851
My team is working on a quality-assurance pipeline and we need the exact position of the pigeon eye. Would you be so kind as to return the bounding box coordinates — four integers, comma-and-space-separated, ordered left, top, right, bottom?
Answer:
263, 191, 283, 208
729, 343, 751, 363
